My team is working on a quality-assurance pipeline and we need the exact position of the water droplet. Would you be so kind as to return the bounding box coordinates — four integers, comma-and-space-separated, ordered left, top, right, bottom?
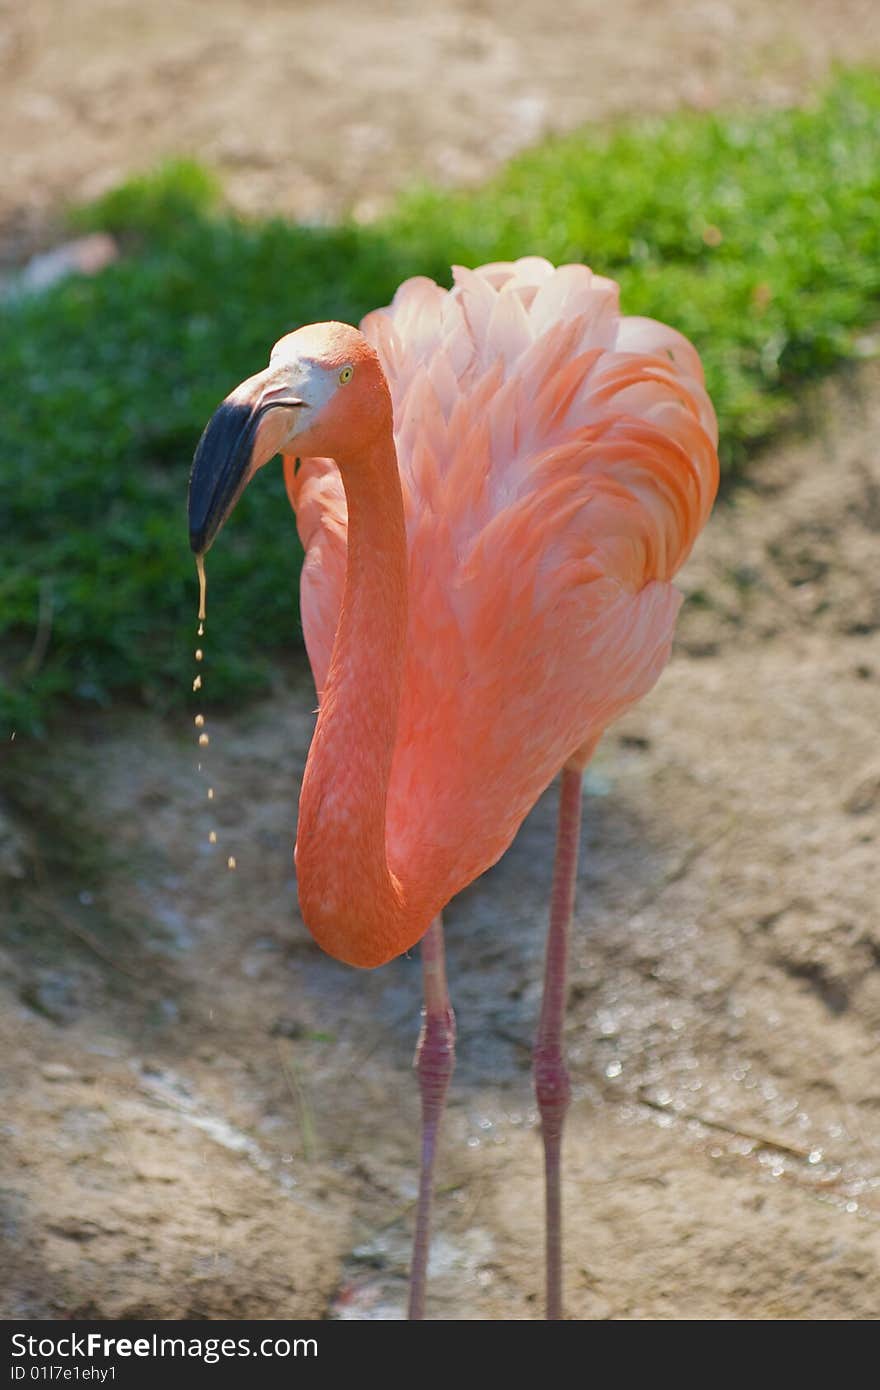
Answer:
207, 787, 214, 800
198, 732, 209, 746
192, 674, 202, 692
195, 649, 204, 662
194, 714, 205, 728
808, 1149, 823, 1165
466, 1136, 481, 1149
227, 856, 237, 870
196, 553, 207, 623
605, 1060, 623, 1079
730, 1137, 755, 1157
845, 1200, 858, 1214
281, 1153, 294, 1164
209, 831, 217, 844
198, 621, 204, 638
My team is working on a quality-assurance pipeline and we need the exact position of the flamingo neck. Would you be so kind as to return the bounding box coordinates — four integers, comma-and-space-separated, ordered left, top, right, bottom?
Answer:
294, 429, 423, 967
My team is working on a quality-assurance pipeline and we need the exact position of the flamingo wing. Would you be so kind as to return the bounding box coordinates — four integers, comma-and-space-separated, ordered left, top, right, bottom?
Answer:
287, 259, 718, 901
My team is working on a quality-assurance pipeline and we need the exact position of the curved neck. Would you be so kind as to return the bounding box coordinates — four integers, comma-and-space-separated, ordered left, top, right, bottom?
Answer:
294, 429, 426, 967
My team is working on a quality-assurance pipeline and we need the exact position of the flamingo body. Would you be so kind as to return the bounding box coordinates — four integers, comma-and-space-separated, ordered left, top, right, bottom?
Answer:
188, 255, 720, 1316
285, 259, 718, 964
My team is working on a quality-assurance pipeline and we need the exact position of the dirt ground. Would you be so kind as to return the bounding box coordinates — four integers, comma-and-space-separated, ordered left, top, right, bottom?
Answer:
2, 0, 880, 1321
4, 0, 880, 257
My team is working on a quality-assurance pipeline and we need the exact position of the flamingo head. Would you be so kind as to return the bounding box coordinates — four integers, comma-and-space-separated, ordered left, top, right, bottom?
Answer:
188, 321, 389, 554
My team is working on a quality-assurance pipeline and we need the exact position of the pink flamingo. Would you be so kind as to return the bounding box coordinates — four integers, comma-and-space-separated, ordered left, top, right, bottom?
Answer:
188, 258, 718, 1319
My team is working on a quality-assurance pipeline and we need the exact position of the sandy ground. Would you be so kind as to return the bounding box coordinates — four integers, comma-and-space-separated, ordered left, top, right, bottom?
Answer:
2, 0, 880, 1322
3, 0, 880, 257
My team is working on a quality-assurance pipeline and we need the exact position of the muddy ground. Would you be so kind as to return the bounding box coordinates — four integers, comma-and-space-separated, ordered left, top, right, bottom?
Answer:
2, 0, 880, 1321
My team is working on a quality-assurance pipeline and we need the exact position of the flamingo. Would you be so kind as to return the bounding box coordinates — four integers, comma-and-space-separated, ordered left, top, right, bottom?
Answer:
188, 258, 718, 1319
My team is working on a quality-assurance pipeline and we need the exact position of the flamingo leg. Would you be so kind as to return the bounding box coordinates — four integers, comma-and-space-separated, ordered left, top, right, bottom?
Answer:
407, 914, 455, 1320
534, 765, 583, 1320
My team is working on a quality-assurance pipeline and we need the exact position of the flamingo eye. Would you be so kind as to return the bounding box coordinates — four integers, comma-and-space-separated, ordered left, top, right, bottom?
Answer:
338, 365, 354, 385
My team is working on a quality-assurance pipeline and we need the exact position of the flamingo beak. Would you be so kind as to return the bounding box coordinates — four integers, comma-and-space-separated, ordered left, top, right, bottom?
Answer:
188, 367, 305, 554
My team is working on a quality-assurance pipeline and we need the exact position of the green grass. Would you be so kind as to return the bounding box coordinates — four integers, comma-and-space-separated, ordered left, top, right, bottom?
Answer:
2, 69, 879, 734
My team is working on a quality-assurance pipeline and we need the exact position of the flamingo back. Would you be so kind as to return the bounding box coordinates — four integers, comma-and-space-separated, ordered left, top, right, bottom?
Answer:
287, 259, 718, 902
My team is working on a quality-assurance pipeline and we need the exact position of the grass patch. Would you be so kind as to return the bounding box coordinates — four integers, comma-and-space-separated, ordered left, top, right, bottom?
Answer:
2, 70, 879, 733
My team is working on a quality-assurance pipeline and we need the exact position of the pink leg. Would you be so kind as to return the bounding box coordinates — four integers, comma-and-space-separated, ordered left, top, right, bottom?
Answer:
408, 914, 455, 1320
533, 765, 583, 1320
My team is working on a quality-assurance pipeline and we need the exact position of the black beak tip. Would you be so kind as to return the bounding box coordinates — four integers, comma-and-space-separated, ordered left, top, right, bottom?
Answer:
187, 492, 213, 554
187, 398, 256, 559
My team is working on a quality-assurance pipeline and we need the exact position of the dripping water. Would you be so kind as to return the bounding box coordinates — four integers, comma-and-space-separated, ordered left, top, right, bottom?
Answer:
196, 552, 207, 626
192, 554, 236, 869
